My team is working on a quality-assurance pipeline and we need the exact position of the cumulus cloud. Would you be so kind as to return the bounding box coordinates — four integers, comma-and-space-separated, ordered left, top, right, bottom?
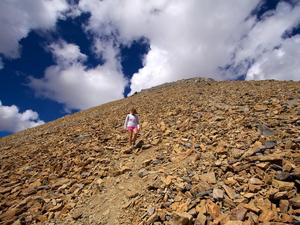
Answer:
49, 41, 87, 66
78, 0, 259, 93
0, 100, 44, 133
0, 0, 69, 58
233, 1, 300, 80
78, 0, 300, 94
246, 35, 300, 80
29, 41, 127, 111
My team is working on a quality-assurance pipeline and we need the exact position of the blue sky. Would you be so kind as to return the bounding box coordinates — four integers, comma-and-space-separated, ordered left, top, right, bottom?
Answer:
0, 0, 300, 137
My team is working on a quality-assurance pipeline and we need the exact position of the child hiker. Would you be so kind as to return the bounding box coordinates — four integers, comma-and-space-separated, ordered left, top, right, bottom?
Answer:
124, 108, 140, 146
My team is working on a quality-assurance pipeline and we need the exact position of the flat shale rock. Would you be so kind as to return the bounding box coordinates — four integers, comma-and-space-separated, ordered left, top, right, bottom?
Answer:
0, 79, 299, 225
213, 188, 224, 200
290, 196, 300, 208
199, 172, 216, 184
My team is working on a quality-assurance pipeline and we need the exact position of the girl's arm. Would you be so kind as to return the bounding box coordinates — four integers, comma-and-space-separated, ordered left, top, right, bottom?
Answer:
124, 115, 129, 129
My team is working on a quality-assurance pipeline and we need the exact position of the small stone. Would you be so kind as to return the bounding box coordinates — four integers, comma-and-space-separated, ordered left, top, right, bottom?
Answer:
183, 142, 192, 148
248, 184, 261, 192
147, 207, 155, 215
142, 144, 152, 149
119, 166, 131, 174
290, 196, 300, 208
188, 208, 197, 217
142, 159, 152, 166
279, 200, 289, 213
222, 184, 238, 199
283, 160, 294, 172
294, 138, 300, 143
230, 149, 244, 158
199, 172, 216, 184
249, 177, 264, 185
161, 176, 174, 186
249, 153, 285, 162
262, 141, 276, 149
258, 209, 276, 222
213, 188, 224, 200
135, 140, 144, 148
146, 213, 159, 224
224, 177, 237, 185
49, 203, 63, 212
246, 212, 259, 224
243, 193, 255, 199
258, 124, 274, 136
195, 212, 206, 225
126, 189, 139, 198
12, 220, 22, 225
195, 200, 207, 215
36, 215, 48, 222
206, 199, 220, 219
289, 208, 300, 215
172, 212, 192, 225
138, 168, 149, 178
224, 221, 243, 225
122, 148, 131, 154
254, 197, 272, 211
215, 160, 222, 166
0, 186, 12, 194
241, 141, 262, 158
273, 191, 288, 200
256, 162, 270, 169
193, 153, 201, 162
272, 179, 295, 191
151, 139, 161, 145
71, 210, 83, 220
281, 213, 294, 223
103, 209, 110, 216
153, 222, 162, 225
275, 171, 290, 181
229, 205, 247, 220
243, 202, 261, 213
0, 207, 18, 222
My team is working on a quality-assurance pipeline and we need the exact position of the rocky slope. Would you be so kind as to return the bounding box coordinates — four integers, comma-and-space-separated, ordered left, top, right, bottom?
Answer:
0, 78, 300, 225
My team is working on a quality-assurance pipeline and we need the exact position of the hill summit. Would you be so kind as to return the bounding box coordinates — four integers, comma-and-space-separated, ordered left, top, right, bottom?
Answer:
0, 78, 300, 225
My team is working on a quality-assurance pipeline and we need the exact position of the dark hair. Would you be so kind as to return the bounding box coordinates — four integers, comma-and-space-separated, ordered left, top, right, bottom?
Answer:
130, 108, 137, 114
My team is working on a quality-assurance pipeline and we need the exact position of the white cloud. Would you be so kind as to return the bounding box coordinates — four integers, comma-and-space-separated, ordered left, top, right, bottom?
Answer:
0, 100, 44, 133
0, 0, 69, 58
29, 41, 127, 111
246, 35, 300, 80
49, 41, 87, 66
78, 0, 300, 93
233, 1, 300, 80
78, 0, 259, 94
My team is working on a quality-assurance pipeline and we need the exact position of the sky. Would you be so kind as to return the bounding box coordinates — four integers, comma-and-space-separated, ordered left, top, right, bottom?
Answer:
0, 0, 300, 137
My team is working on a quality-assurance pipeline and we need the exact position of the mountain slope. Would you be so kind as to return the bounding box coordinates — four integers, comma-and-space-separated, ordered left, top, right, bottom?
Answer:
0, 78, 300, 225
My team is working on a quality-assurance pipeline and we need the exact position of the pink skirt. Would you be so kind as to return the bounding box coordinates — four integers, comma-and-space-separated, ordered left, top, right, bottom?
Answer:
127, 126, 138, 132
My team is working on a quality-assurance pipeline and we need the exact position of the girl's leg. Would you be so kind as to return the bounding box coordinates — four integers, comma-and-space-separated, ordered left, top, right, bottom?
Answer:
128, 131, 133, 145
132, 128, 139, 145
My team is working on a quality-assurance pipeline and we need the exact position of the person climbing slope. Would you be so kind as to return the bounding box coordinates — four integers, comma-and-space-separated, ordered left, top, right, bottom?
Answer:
124, 108, 140, 146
